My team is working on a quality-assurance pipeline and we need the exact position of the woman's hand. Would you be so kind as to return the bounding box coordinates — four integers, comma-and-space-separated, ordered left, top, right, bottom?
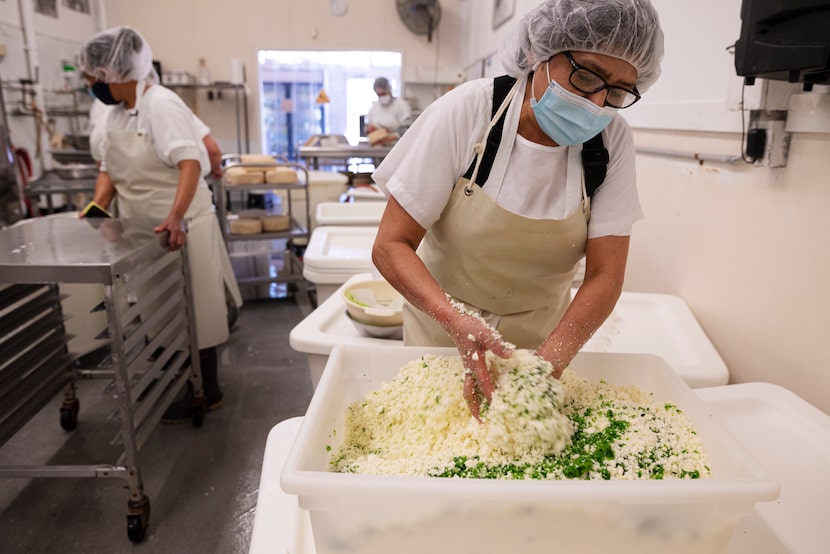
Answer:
445, 312, 513, 420
154, 214, 186, 251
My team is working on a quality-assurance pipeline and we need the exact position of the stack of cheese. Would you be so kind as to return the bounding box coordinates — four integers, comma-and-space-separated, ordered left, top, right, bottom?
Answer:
228, 208, 291, 235
224, 154, 300, 186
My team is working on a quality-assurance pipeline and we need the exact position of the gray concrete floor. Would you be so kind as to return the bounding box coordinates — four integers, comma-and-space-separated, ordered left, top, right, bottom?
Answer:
0, 293, 315, 553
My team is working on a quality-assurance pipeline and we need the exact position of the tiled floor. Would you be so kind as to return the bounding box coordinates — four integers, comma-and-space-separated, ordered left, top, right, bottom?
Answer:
0, 293, 314, 553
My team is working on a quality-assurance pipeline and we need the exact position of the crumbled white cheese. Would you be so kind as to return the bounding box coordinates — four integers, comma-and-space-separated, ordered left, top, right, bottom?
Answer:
331, 352, 710, 481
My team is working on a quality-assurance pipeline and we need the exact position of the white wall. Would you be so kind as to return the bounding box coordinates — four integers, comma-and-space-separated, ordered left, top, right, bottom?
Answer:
627, 130, 830, 413
464, 0, 830, 414
624, 0, 830, 414
103, 0, 465, 154
0, 1, 100, 176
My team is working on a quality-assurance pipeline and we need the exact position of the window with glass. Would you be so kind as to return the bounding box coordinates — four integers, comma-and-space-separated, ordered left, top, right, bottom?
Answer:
258, 50, 402, 161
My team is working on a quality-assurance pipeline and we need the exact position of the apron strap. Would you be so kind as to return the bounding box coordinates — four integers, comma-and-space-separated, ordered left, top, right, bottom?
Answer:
463, 74, 610, 199
462, 75, 518, 187
581, 132, 609, 198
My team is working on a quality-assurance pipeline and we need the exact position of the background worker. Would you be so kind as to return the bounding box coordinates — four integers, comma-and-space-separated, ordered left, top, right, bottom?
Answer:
79, 26, 234, 420
365, 76, 411, 145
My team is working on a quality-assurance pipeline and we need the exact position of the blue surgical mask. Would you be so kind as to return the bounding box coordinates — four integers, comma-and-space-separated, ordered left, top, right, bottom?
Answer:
530, 63, 616, 146
91, 81, 120, 105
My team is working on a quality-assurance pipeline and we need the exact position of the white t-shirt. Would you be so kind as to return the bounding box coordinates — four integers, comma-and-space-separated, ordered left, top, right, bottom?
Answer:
95, 87, 210, 176
373, 77, 643, 239
366, 97, 412, 132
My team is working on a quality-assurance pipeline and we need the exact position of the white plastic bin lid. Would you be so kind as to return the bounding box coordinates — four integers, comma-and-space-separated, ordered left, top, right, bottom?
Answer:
345, 186, 386, 202
303, 266, 372, 285
303, 226, 378, 271
290, 273, 730, 388
315, 202, 386, 226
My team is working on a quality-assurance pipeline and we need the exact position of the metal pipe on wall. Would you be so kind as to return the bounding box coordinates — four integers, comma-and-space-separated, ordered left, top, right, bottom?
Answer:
16, 0, 52, 171
635, 146, 743, 165
93, 0, 107, 31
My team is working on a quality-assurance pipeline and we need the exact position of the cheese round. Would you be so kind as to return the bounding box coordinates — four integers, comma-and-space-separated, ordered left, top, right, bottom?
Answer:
367, 128, 389, 145
265, 167, 299, 184
239, 154, 278, 166
261, 214, 290, 232
225, 166, 265, 185
229, 218, 262, 234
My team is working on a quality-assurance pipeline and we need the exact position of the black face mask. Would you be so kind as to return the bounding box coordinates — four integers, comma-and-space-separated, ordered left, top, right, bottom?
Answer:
91, 81, 120, 105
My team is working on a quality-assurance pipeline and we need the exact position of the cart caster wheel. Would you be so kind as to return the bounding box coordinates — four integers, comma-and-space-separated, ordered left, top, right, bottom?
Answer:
192, 404, 205, 428
126, 497, 151, 543
59, 398, 80, 431
127, 514, 147, 543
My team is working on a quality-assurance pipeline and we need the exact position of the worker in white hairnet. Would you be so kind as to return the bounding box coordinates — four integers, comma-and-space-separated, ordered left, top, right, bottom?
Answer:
88, 68, 225, 178
365, 77, 411, 144
372, 0, 664, 418
78, 26, 233, 421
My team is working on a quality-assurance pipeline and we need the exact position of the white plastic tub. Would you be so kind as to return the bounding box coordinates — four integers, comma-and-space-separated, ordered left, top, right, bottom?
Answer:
273, 170, 349, 230
252, 383, 830, 554
289, 273, 729, 389
345, 185, 386, 202
315, 202, 385, 227
302, 227, 378, 303
281, 346, 778, 554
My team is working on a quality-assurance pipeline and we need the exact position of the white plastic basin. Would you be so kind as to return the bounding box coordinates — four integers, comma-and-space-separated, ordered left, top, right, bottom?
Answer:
281, 346, 777, 554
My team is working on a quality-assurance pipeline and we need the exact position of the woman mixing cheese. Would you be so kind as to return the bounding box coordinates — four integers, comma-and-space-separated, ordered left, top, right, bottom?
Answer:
372, 0, 664, 418
78, 27, 230, 420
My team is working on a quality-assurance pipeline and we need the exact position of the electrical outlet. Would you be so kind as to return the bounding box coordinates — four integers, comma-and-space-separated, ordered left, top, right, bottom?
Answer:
749, 112, 790, 168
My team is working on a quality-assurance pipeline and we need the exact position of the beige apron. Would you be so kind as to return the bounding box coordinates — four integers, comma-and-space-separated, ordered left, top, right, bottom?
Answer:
404, 81, 591, 349
106, 128, 230, 348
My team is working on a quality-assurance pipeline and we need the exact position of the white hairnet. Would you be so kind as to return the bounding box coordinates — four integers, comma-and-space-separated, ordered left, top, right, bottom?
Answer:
501, 0, 664, 92
373, 77, 391, 92
78, 26, 153, 84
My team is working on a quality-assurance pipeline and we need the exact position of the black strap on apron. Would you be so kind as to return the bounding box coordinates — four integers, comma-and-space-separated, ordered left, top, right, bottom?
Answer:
462, 75, 609, 198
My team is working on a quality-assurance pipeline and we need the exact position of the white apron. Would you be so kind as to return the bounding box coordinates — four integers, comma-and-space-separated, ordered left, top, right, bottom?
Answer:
106, 128, 230, 348
404, 80, 590, 349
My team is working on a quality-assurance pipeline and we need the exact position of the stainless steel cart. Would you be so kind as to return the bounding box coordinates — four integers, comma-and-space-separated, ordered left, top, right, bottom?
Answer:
0, 216, 203, 543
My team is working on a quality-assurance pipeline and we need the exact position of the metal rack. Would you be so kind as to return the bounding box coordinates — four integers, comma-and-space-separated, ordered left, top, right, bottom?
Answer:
215, 157, 311, 291
0, 216, 204, 543
166, 82, 250, 154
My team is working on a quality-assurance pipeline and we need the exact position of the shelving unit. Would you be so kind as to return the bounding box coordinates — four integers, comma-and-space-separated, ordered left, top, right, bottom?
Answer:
2, 83, 93, 135
214, 157, 311, 291
166, 82, 250, 154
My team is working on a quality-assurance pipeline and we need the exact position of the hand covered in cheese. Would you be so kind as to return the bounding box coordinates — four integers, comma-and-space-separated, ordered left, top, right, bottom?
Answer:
443, 297, 514, 420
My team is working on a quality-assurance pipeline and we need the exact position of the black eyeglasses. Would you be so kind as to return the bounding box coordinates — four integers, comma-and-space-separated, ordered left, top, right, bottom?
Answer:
562, 51, 641, 109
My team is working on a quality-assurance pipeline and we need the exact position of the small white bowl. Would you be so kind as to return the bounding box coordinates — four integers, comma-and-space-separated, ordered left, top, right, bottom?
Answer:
342, 279, 403, 326
344, 310, 403, 340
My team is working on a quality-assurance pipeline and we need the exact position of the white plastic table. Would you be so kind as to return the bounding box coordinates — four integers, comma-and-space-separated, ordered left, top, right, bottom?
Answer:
249, 383, 830, 554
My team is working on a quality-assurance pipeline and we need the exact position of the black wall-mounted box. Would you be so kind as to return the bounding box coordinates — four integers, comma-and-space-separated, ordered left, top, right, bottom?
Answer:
734, 0, 830, 86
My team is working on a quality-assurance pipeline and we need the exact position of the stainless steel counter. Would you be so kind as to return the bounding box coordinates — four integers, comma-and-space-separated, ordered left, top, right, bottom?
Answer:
0, 216, 163, 284
299, 143, 393, 170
